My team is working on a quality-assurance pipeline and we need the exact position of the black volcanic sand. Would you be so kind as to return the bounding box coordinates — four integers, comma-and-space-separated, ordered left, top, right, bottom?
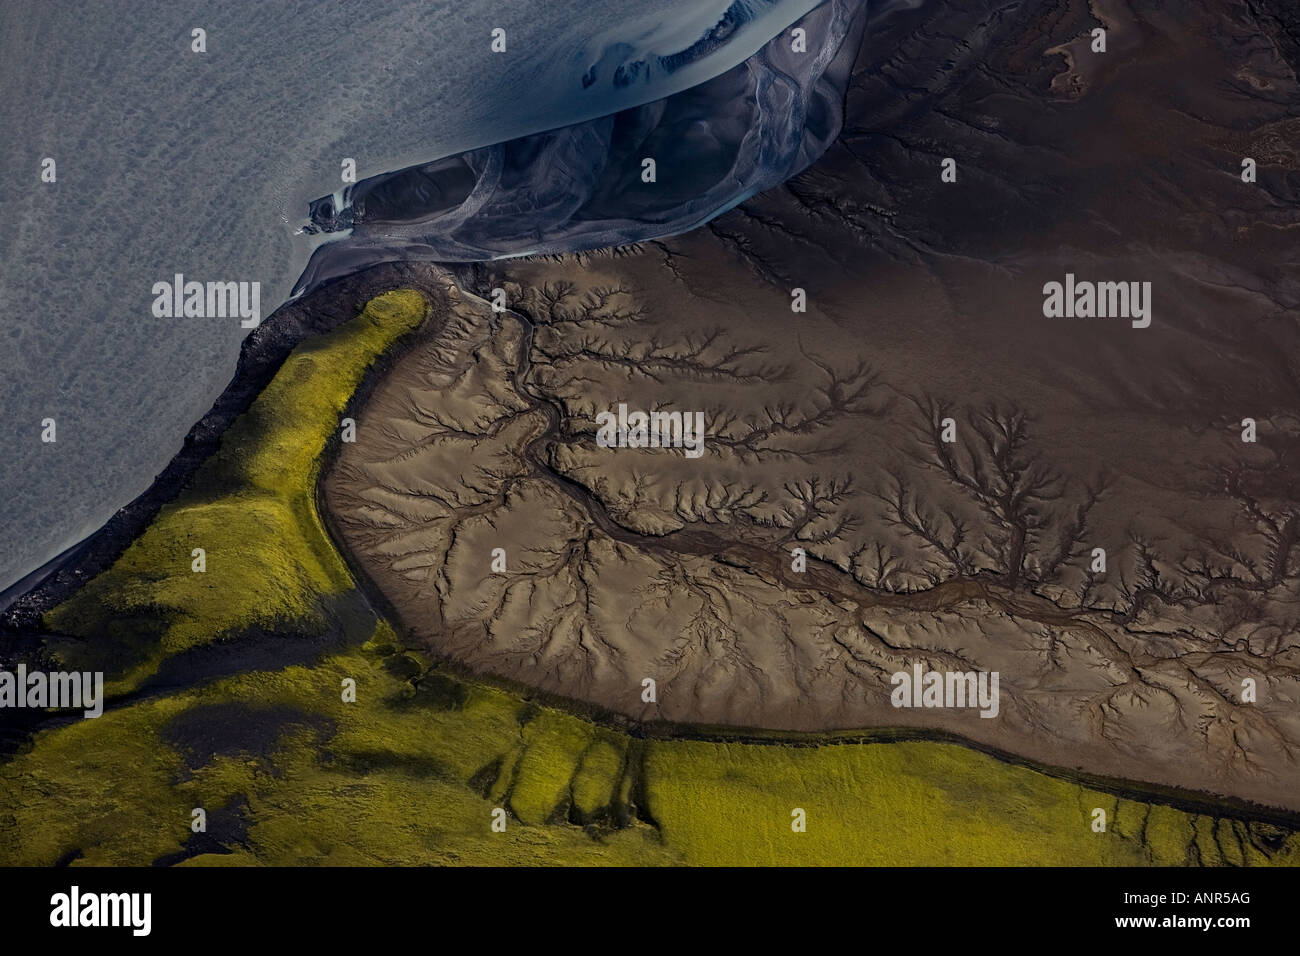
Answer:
324, 0, 1300, 812
6, 0, 1299, 816
0, 261, 458, 631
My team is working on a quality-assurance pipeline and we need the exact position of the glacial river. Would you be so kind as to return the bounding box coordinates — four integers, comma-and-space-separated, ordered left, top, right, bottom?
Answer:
0, 0, 821, 593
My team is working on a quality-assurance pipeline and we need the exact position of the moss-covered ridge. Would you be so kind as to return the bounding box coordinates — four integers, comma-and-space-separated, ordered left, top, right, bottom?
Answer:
42, 290, 429, 695
2, 285, 1296, 866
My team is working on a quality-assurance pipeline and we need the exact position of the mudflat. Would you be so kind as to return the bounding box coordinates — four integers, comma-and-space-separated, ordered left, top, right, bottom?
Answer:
323, 0, 1300, 812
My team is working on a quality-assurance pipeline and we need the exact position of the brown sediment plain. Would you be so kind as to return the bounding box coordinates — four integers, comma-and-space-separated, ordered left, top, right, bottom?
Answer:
323, 0, 1300, 812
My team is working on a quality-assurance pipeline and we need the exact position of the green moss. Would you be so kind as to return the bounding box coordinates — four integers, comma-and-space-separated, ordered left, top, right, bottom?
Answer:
0, 623, 674, 866
572, 739, 626, 821
508, 711, 594, 825
0, 690, 196, 866
1144, 804, 1195, 865
640, 741, 1300, 867
44, 290, 427, 692
5, 287, 1297, 867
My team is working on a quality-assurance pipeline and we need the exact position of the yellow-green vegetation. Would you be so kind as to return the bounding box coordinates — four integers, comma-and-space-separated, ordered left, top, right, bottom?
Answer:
4, 622, 1295, 865
644, 741, 1299, 866
0, 622, 672, 866
4, 287, 1297, 866
45, 289, 428, 694
572, 739, 626, 823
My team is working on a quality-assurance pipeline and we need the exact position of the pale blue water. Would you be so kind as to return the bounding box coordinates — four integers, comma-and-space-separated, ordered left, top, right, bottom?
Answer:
295, 0, 864, 287
0, 0, 823, 592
